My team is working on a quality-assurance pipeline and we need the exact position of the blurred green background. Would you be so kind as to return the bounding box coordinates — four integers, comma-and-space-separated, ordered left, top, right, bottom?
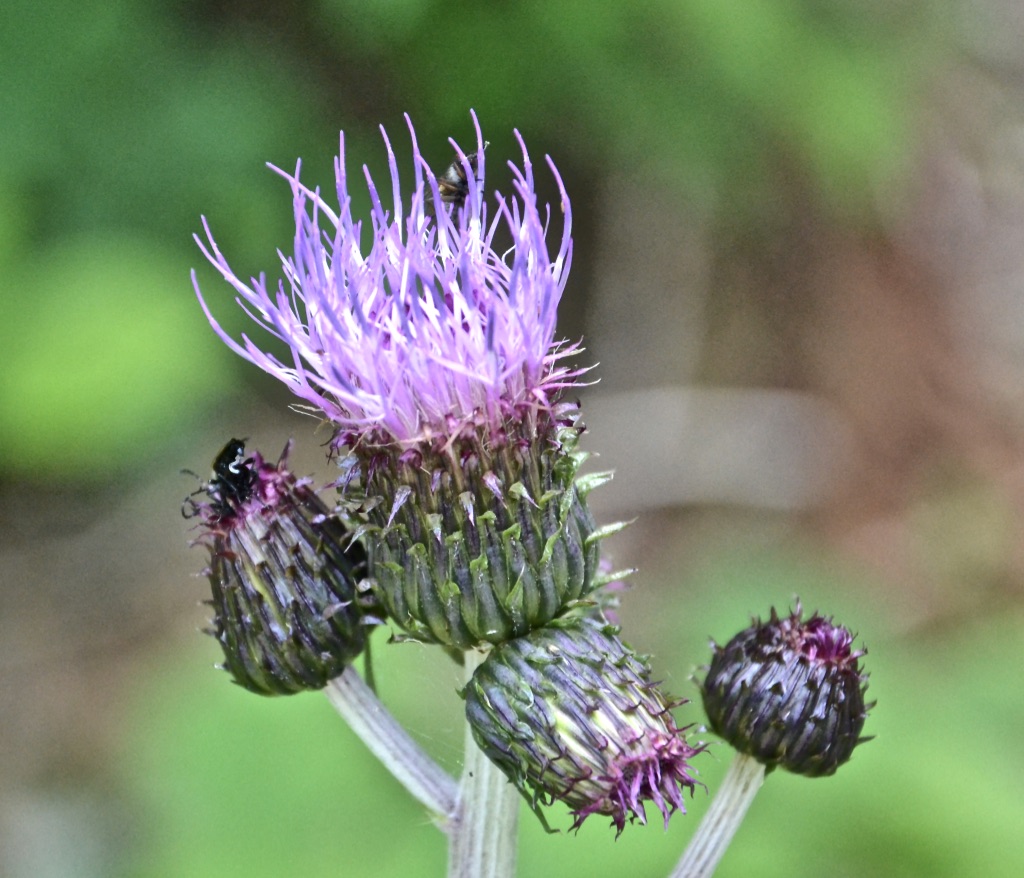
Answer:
4, 1, 1024, 876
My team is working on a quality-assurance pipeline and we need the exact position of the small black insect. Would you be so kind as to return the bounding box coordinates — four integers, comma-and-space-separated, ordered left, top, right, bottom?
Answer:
182, 438, 257, 521
208, 438, 257, 517
435, 142, 488, 209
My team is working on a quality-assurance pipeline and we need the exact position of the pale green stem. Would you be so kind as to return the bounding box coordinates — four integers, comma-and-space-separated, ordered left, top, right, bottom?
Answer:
446, 649, 520, 878
324, 667, 458, 830
669, 753, 766, 878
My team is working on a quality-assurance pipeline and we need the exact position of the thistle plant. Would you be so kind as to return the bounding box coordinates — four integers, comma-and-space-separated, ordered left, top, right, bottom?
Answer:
671, 605, 872, 878
185, 113, 873, 878
701, 604, 872, 778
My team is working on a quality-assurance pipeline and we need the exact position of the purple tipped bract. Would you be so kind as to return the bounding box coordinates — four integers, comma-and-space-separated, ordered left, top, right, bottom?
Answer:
193, 112, 581, 451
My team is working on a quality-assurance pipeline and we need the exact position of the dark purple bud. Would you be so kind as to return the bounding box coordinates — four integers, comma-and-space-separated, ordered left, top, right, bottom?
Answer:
701, 604, 872, 777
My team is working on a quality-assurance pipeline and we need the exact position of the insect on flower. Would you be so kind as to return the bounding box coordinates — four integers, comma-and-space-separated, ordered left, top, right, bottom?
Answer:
184, 438, 371, 695
193, 112, 579, 452
181, 438, 256, 521
435, 141, 488, 209
209, 438, 256, 513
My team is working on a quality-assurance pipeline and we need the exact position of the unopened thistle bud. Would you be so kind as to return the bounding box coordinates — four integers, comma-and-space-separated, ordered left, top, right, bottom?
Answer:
186, 439, 367, 696
464, 616, 704, 834
194, 112, 606, 649
700, 604, 872, 777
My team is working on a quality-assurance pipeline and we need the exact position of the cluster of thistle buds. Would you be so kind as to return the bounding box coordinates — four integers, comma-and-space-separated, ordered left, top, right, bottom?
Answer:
185, 112, 871, 846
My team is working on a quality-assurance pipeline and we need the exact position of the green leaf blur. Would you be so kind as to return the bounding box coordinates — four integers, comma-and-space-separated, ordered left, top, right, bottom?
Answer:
0, 236, 230, 478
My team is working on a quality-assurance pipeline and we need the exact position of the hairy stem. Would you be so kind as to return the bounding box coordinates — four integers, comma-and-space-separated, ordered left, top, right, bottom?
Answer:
324, 666, 458, 828
669, 752, 765, 878
446, 649, 520, 878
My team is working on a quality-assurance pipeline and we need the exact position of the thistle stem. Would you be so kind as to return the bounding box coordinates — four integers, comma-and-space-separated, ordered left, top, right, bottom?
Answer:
446, 649, 519, 878
324, 667, 458, 828
669, 753, 766, 878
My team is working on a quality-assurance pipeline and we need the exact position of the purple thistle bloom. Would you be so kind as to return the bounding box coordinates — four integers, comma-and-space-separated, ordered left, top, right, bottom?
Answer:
193, 112, 582, 453
192, 114, 605, 649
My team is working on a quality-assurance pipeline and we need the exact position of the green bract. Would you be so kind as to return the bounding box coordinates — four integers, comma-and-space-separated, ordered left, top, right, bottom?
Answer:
358, 430, 602, 649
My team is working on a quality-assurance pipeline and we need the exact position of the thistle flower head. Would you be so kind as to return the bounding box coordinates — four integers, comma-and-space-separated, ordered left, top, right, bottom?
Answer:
193, 112, 581, 456
464, 616, 704, 834
192, 115, 601, 650
700, 603, 873, 777
187, 439, 368, 695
